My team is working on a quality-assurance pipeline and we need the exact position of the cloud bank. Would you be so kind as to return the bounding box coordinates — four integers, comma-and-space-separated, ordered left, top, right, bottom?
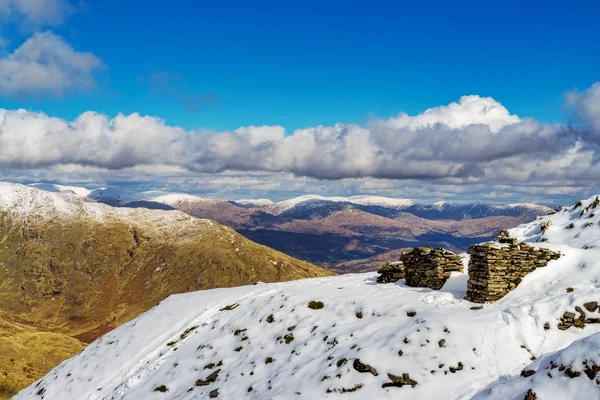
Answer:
1, 83, 599, 203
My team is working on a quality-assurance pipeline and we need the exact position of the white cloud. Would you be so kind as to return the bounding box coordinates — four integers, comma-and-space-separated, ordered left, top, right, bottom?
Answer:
0, 31, 102, 96
0, 0, 75, 29
386, 95, 521, 133
0, 84, 599, 203
567, 82, 600, 133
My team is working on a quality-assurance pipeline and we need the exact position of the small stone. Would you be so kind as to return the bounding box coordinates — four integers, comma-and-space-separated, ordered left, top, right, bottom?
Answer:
209, 388, 219, 398
195, 369, 220, 386
381, 373, 418, 388
520, 370, 536, 378
449, 362, 463, 373
584, 301, 598, 312
563, 312, 576, 320
543, 322, 550, 331
523, 389, 537, 400
438, 339, 446, 348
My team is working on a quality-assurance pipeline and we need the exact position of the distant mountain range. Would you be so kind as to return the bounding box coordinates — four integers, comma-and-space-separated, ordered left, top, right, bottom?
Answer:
30, 184, 556, 272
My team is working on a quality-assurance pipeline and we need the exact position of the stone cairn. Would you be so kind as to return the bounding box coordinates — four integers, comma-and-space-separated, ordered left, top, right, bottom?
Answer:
399, 247, 464, 290
465, 230, 561, 303
376, 261, 405, 283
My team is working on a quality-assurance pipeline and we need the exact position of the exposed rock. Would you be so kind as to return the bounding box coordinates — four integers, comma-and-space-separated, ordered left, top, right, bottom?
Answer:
449, 362, 463, 373
465, 231, 560, 303
556, 307, 600, 330
523, 389, 537, 400
399, 247, 463, 290
540, 220, 552, 232
381, 373, 418, 388
195, 369, 220, 386
543, 322, 550, 331
521, 369, 536, 377
353, 359, 378, 376
584, 301, 598, 312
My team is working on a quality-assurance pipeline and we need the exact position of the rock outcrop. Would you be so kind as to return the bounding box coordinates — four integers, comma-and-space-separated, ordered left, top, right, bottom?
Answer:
465, 230, 561, 303
400, 247, 464, 290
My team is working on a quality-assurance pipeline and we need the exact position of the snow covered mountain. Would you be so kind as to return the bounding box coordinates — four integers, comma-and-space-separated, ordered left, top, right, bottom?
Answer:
263, 195, 415, 216
257, 194, 553, 220
29, 182, 92, 197
26, 184, 555, 221
26, 184, 556, 271
16, 195, 600, 399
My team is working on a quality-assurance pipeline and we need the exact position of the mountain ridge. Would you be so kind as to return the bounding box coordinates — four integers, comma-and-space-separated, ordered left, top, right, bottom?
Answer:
24, 184, 556, 271
30, 183, 554, 218
15, 194, 600, 399
0, 182, 332, 399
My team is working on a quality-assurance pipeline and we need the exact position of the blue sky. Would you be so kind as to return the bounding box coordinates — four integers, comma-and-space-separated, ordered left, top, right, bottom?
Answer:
0, 0, 598, 131
0, 0, 599, 204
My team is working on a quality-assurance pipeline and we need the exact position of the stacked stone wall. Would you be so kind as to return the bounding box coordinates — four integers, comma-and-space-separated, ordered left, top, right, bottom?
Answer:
465, 231, 561, 303
376, 262, 405, 283
399, 247, 463, 290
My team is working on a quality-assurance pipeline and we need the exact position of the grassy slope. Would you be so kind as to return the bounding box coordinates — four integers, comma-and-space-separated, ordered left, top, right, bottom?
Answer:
0, 315, 84, 400
0, 187, 333, 397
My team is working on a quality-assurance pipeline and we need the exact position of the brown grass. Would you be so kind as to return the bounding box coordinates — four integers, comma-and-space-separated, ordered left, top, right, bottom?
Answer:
0, 209, 334, 397
0, 316, 84, 400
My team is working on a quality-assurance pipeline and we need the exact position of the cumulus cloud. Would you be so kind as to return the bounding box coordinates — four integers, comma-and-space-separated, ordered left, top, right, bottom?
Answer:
567, 82, 600, 133
0, 31, 103, 96
386, 95, 521, 132
1, 83, 599, 203
0, 0, 75, 29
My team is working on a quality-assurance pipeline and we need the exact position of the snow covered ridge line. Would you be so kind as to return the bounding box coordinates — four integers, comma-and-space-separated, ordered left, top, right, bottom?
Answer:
25, 183, 556, 215
0, 182, 216, 226
15, 194, 600, 400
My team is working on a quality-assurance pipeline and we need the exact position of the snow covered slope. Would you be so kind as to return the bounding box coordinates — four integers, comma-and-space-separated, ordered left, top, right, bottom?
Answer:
235, 199, 275, 207
29, 183, 92, 197
473, 331, 600, 399
15, 196, 600, 399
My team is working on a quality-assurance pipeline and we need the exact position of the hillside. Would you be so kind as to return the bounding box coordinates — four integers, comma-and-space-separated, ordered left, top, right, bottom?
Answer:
33, 184, 555, 270
0, 315, 84, 399
15, 195, 600, 399
0, 183, 332, 398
